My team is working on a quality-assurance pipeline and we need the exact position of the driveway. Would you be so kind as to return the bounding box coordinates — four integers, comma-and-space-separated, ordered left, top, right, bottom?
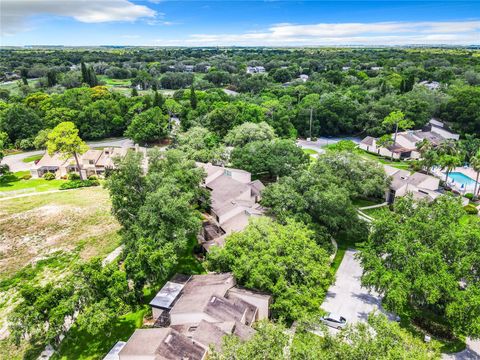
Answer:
321, 249, 396, 328
443, 340, 480, 360
1, 137, 133, 172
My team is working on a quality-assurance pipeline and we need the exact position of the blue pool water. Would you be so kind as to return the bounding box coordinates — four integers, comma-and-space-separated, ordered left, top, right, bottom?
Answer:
447, 172, 478, 187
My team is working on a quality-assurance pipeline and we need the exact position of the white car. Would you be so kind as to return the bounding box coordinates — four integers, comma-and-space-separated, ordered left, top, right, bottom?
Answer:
320, 313, 347, 330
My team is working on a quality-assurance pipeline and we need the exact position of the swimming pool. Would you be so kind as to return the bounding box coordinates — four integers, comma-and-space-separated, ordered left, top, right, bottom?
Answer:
447, 172, 478, 187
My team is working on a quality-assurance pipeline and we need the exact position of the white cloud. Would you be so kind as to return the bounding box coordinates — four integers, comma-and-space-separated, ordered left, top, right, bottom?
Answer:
183, 20, 480, 46
1, 0, 156, 35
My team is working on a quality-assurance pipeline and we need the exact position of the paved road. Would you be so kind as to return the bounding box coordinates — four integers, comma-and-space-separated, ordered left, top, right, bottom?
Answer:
443, 340, 480, 360
297, 136, 361, 154
1, 137, 133, 172
323, 249, 480, 359
322, 249, 396, 328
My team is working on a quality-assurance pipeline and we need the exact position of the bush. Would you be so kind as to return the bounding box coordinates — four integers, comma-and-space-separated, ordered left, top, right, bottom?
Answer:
43, 172, 56, 180
59, 179, 100, 190
464, 204, 478, 215
68, 172, 81, 180
22, 174, 32, 180
87, 175, 99, 181
465, 193, 475, 200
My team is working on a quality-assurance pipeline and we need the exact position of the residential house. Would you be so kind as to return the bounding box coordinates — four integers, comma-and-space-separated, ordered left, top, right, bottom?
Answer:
30, 145, 147, 179
299, 74, 309, 82
359, 119, 459, 160
419, 80, 441, 90
115, 273, 271, 359
384, 165, 441, 204
246, 66, 266, 74
196, 163, 265, 252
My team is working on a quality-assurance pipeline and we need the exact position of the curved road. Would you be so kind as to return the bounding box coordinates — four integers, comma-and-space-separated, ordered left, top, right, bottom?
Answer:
1, 137, 133, 172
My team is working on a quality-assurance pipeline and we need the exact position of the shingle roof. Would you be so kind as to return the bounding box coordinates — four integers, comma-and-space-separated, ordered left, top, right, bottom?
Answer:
170, 274, 235, 315
360, 136, 375, 146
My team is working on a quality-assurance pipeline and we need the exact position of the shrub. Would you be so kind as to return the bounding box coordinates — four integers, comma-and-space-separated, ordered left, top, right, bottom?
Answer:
43, 172, 56, 180
464, 204, 478, 215
22, 174, 32, 180
465, 193, 474, 200
87, 175, 99, 181
68, 172, 81, 180
59, 179, 100, 190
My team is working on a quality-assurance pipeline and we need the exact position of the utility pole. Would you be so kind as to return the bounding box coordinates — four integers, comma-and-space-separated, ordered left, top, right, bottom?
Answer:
309, 108, 313, 139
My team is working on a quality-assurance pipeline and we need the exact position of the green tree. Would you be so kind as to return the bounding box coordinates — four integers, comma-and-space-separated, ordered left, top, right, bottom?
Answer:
377, 134, 395, 160
207, 217, 332, 321
175, 126, 222, 163
359, 196, 480, 338
125, 107, 168, 144
209, 321, 288, 360
224, 122, 276, 147
0, 103, 43, 143
382, 110, 414, 147
46, 122, 88, 180
470, 150, 480, 198
292, 314, 440, 360
105, 150, 146, 229
439, 154, 462, 185
230, 139, 308, 179
189, 85, 197, 110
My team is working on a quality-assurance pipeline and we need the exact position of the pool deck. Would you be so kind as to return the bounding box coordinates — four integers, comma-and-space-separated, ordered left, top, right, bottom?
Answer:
433, 166, 478, 194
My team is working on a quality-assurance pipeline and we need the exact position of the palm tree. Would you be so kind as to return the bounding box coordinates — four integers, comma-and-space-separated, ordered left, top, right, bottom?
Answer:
437, 139, 458, 156
470, 151, 480, 199
440, 155, 462, 187
416, 139, 432, 156
420, 149, 438, 175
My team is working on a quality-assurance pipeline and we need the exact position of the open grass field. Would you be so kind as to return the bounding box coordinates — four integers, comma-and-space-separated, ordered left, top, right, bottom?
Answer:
0, 171, 65, 197
0, 79, 40, 96
0, 187, 121, 359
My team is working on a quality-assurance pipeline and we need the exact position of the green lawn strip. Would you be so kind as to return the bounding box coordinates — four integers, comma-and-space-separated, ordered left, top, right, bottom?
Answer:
359, 150, 411, 170
22, 154, 43, 163
361, 206, 389, 220
0, 171, 63, 195
352, 198, 383, 208
302, 148, 318, 155
330, 232, 362, 275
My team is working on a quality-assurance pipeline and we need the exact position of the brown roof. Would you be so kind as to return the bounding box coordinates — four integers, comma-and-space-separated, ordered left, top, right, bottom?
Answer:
203, 295, 257, 326
360, 136, 375, 146
170, 274, 235, 315
119, 328, 206, 360
207, 176, 250, 212
192, 320, 228, 351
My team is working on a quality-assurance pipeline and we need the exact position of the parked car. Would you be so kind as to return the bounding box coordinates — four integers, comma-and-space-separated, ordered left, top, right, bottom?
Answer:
320, 313, 347, 330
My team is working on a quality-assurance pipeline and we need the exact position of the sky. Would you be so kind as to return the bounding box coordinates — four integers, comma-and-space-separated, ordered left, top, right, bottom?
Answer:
1, 1, 479, 46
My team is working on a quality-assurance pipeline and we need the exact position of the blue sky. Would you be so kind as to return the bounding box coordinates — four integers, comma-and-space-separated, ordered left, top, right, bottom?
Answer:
1, 1, 479, 46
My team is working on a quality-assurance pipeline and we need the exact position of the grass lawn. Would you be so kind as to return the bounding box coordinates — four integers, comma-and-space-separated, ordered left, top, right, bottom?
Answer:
0, 171, 64, 197
352, 198, 383, 208
0, 187, 122, 359
359, 150, 411, 170
330, 232, 364, 275
22, 154, 43, 163
361, 206, 390, 220
98, 75, 132, 87
52, 307, 148, 360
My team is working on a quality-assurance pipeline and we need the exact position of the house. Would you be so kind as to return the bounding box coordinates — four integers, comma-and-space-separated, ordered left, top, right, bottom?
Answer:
30, 145, 147, 179
419, 80, 441, 91
184, 65, 194, 72
342, 66, 351, 71
118, 328, 207, 360
384, 165, 441, 204
196, 163, 265, 252
246, 66, 266, 74
116, 273, 271, 359
299, 74, 309, 82
359, 119, 459, 160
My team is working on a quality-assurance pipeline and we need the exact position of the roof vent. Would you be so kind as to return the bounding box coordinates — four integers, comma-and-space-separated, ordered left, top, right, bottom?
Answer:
164, 334, 173, 344
210, 296, 217, 303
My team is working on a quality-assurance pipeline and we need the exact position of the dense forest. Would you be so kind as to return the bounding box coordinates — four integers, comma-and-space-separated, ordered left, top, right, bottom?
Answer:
0, 47, 479, 153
